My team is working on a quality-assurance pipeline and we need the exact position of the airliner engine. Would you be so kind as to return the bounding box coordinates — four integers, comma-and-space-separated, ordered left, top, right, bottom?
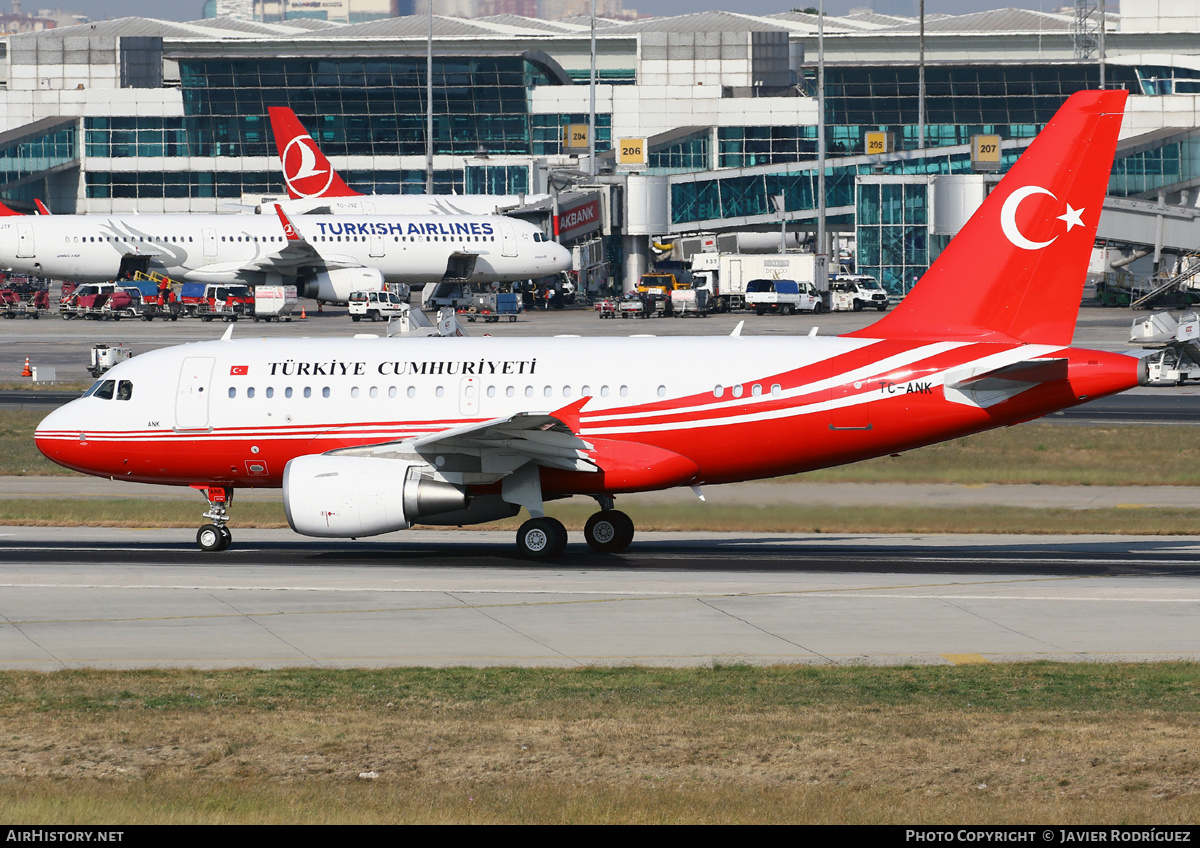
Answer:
299, 267, 385, 303
283, 455, 468, 537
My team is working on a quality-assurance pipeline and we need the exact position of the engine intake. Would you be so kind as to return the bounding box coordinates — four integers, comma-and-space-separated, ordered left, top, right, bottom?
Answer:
283, 455, 467, 538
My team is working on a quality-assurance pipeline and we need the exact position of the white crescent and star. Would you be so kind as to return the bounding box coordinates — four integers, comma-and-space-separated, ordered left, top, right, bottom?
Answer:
999, 185, 1085, 250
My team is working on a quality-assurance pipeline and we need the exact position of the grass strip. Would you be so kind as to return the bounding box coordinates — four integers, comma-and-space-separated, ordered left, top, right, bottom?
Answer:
3, 497, 1200, 535
0, 664, 1197, 824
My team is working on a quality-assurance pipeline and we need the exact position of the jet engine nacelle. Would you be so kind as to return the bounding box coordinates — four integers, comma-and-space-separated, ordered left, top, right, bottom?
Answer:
283, 454, 468, 538
299, 267, 385, 303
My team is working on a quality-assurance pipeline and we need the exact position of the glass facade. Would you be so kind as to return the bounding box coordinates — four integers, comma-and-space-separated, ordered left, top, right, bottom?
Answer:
177, 56, 594, 159
529, 113, 612, 156
717, 126, 817, 168
649, 130, 709, 172
821, 63, 1141, 155
1108, 136, 1200, 198
0, 122, 76, 188
671, 144, 1024, 227
856, 180, 929, 297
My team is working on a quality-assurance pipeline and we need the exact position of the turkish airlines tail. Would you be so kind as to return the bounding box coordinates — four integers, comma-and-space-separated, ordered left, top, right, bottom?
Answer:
850, 89, 1128, 346
0, 199, 23, 216
267, 106, 359, 200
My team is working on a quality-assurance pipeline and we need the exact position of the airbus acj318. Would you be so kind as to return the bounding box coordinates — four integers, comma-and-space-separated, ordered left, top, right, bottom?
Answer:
36, 90, 1146, 557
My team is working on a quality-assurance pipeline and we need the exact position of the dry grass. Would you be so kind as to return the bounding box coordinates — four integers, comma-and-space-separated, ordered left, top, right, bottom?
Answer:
0, 665, 1197, 824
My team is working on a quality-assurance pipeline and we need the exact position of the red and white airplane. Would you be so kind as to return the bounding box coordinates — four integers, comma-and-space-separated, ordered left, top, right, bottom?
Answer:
36, 90, 1144, 557
267, 106, 549, 216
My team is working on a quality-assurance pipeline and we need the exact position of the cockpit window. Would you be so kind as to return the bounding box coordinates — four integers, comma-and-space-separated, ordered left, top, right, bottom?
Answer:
87, 380, 115, 400
116, 380, 133, 401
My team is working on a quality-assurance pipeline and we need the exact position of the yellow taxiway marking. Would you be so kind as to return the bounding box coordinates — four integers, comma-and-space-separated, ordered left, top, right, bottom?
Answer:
941, 653, 991, 665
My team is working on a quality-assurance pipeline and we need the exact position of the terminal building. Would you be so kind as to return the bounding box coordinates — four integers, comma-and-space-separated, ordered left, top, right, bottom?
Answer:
3, 1, 1200, 296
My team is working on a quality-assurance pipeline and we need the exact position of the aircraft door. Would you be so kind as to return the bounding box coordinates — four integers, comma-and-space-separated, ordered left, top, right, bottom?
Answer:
176, 356, 215, 431
16, 221, 34, 258
202, 228, 218, 258
499, 220, 517, 257
370, 233, 385, 258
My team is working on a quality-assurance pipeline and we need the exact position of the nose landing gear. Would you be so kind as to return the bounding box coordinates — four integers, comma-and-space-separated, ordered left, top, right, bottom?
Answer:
191, 484, 234, 552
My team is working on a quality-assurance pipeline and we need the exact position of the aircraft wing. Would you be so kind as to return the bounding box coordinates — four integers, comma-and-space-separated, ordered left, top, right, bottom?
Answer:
220, 204, 362, 275
328, 397, 597, 477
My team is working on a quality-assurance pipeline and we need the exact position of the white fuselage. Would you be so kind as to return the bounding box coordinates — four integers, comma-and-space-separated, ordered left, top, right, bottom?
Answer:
0, 212, 569, 287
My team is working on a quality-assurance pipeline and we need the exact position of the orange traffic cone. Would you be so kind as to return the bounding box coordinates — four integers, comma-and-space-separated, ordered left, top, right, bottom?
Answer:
20, 357, 32, 377
299, 307, 307, 320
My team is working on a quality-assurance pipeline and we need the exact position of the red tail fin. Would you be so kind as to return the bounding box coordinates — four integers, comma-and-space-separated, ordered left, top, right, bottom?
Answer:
268, 106, 359, 200
0, 199, 24, 216
849, 89, 1127, 345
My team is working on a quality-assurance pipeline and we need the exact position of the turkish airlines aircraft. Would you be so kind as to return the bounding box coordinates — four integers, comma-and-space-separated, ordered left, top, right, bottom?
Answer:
36, 91, 1144, 558
0, 203, 570, 302
268, 107, 550, 216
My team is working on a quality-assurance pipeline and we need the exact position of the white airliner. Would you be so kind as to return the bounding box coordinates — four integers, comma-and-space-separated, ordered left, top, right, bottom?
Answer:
36, 91, 1144, 558
0, 204, 570, 302
268, 107, 550, 216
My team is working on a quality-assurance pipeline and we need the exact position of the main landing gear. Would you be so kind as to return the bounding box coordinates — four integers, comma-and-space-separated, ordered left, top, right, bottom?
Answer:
513, 497, 635, 560
192, 484, 233, 552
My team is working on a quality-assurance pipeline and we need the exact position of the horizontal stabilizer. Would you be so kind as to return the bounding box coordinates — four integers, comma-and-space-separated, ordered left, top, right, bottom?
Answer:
943, 358, 1068, 408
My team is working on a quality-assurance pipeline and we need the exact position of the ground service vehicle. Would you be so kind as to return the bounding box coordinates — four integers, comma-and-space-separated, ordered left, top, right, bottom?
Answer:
744, 279, 822, 316
829, 275, 889, 312
180, 284, 255, 321
252, 285, 297, 322
349, 289, 407, 322
36, 92, 1146, 560
691, 253, 827, 312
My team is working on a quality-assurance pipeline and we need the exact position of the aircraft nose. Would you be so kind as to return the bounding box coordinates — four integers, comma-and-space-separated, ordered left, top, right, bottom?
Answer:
35, 401, 89, 473
550, 242, 572, 273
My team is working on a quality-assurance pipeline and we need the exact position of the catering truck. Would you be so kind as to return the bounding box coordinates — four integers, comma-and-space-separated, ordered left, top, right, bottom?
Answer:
689, 253, 827, 312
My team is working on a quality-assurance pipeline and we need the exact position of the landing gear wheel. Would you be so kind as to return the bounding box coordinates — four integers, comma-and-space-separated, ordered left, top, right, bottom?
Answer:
516, 517, 568, 559
197, 523, 230, 552
584, 510, 634, 553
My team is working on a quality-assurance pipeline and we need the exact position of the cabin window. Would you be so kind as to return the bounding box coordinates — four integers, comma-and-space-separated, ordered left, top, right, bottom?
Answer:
657, 385, 667, 398
435, 387, 444, 398
285, 387, 293, 398
543, 386, 552, 398
619, 385, 628, 397
407, 386, 416, 398
247, 387, 255, 399
771, 384, 781, 396
732, 385, 743, 398
487, 386, 496, 398
600, 386, 610, 398
506, 386, 514, 398
581, 385, 590, 396
562, 386, 572, 398
525, 386, 534, 398
751, 384, 762, 397
369, 387, 378, 399
713, 385, 724, 397
266, 387, 274, 399
304, 387, 312, 399
322, 387, 330, 398
228, 387, 236, 399
351, 387, 359, 398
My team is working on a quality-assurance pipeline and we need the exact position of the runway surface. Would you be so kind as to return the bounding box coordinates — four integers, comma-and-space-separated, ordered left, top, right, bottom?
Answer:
1, 527, 1198, 670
